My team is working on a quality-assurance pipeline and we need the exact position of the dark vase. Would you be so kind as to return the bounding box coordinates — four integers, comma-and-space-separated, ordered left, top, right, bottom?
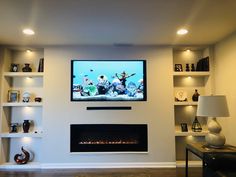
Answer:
22, 63, 32, 72
192, 89, 200, 101
23, 120, 30, 133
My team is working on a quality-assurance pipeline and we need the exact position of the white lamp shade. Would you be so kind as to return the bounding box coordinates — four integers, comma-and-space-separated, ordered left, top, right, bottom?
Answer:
196, 95, 229, 117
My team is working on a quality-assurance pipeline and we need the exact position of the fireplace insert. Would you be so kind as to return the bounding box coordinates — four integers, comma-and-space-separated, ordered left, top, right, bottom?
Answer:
70, 124, 148, 152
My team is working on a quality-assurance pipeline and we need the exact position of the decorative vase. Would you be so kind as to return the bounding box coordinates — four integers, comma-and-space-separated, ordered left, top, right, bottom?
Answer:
23, 120, 30, 133
14, 146, 30, 164
192, 89, 200, 101
22, 63, 32, 72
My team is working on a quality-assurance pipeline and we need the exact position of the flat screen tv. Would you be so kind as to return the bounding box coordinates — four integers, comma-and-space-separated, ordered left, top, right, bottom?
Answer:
71, 60, 147, 101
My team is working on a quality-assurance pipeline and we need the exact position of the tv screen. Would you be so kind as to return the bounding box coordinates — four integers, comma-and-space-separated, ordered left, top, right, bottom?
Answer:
71, 60, 146, 101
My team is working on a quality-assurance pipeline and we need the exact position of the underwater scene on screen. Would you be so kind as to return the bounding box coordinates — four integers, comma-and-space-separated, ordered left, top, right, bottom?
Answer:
72, 60, 146, 101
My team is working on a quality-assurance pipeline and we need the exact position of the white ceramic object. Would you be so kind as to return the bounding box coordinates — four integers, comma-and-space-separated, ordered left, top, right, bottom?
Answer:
22, 92, 31, 102
206, 118, 226, 148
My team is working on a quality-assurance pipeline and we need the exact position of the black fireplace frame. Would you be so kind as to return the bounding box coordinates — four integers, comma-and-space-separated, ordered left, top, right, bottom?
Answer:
70, 124, 148, 153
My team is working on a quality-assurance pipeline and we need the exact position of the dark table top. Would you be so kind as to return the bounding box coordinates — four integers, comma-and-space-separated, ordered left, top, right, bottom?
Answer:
186, 142, 236, 158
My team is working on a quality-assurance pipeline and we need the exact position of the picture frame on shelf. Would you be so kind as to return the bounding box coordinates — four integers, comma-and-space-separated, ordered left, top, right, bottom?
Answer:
10, 63, 19, 72
180, 123, 188, 132
8, 90, 20, 102
174, 64, 183, 72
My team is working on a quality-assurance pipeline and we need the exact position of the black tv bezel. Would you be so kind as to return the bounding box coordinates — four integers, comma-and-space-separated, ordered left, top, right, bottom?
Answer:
70, 59, 147, 102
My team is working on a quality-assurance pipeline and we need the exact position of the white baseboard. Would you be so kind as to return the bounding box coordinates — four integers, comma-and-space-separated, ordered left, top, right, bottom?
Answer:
176, 160, 202, 167
0, 162, 41, 170
0, 162, 176, 169
41, 162, 176, 169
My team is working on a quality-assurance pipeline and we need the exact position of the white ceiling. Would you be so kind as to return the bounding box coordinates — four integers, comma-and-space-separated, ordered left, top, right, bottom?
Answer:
0, 0, 236, 46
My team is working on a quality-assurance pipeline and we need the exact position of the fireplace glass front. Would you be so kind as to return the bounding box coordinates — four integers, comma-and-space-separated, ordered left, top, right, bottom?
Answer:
70, 124, 148, 152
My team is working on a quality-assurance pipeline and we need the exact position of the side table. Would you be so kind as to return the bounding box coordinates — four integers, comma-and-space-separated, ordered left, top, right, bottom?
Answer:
185, 142, 236, 177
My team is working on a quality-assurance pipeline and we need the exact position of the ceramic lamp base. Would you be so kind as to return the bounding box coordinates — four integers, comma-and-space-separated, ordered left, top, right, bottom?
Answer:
206, 117, 226, 148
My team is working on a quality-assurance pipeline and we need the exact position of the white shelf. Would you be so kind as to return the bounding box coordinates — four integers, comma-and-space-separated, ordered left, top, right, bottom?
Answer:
2, 102, 43, 107
175, 130, 208, 137
0, 48, 44, 169
0, 162, 41, 169
3, 72, 44, 77
173, 71, 210, 76
0, 132, 43, 138
176, 160, 202, 167
174, 101, 198, 106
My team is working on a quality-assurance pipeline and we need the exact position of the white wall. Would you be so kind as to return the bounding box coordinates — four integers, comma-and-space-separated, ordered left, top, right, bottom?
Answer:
42, 46, 175, 165
214, 32, 236, 145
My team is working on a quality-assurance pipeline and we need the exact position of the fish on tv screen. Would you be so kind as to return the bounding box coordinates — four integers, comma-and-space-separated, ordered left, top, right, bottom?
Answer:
71, 60, 147, 101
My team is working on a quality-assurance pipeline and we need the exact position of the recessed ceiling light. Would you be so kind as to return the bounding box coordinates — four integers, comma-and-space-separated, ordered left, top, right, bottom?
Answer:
177, 29, 188, 35
26, 49, 32, 53
22, 28, 35, 35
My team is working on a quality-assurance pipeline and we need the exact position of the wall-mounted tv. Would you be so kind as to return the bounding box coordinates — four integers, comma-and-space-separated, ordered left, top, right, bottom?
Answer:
71, 60, 147, 101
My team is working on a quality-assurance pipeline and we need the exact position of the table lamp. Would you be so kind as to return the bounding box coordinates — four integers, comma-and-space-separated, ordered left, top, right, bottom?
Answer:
196, 95, 229, 148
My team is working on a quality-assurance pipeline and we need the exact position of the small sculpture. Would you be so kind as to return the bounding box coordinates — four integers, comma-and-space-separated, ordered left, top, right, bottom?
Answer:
22, 63, 32, 72
10, 123, 19, 133
175, 90, 187, 102
191, 63, 195, 71
14, 147, 30, 164
185, 63, 190, 71
22, 92, 31, 102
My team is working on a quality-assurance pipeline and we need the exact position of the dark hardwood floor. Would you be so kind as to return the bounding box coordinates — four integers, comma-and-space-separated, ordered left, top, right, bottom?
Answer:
0, 168, 202, 177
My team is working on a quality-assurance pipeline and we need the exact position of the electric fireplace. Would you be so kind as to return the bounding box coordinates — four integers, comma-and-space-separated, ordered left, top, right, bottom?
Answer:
70, 124, 148, 152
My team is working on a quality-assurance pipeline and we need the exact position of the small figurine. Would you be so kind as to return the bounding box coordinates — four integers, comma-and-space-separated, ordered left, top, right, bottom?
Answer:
185, 64, 190, 71
10, 123, 19, 133
22, 92, 31, 102
191, 63, 195, 71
